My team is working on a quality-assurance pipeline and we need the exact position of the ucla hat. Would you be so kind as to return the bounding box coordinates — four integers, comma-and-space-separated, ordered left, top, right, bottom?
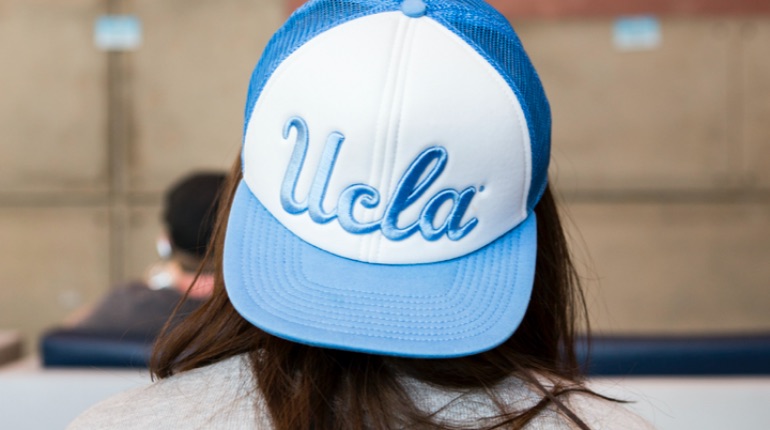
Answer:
224, 0, 551, 358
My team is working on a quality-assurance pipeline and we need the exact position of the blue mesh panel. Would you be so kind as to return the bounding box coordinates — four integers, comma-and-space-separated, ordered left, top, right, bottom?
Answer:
244, 0, 551, 211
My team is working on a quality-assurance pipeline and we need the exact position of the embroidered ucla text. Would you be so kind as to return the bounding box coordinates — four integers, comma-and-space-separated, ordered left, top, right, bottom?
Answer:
279, 117, 479, 242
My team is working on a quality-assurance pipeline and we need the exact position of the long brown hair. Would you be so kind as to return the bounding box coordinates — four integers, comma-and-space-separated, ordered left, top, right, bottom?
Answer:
152, 155, 593, 429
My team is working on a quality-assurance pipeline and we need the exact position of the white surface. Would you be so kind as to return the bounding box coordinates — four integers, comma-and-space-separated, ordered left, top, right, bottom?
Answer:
244, 11, 530, 264
0, 357, 149, 430
591, 377, 770, 430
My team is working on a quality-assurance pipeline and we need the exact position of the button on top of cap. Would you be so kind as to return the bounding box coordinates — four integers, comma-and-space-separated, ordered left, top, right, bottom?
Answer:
401, 0, 427, 18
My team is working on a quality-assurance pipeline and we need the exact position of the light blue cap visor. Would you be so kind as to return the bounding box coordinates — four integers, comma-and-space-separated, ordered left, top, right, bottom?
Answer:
223, 181, 537, 358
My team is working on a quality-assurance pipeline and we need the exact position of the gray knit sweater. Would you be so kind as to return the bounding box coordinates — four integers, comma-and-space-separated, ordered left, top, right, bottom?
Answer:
67, 355, 654, 429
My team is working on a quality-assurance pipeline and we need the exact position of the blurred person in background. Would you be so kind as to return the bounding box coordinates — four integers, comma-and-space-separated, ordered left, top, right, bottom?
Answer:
66, 172, 226, 340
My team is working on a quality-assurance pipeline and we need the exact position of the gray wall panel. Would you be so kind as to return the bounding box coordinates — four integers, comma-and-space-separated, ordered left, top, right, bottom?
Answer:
0, 207, 110, 353
519, 20, 734, 192
128, 0, 283, 193
568, 202, 770, 333
0, 0, 106, 194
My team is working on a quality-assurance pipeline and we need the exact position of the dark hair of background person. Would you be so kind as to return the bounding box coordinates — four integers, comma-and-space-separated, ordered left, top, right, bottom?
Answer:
163, 172, 228, 259
152, 156, 596, 429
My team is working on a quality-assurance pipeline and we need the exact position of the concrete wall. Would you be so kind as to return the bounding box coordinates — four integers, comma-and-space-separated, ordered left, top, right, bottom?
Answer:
516, 18, 770, 333
0, 2, 768, 352
0, 0, 284, 353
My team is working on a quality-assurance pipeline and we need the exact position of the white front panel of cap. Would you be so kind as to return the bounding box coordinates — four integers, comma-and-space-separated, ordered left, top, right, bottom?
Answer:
243, 12, 531, 264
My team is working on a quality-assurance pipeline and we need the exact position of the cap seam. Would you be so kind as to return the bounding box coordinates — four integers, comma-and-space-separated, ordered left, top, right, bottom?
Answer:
363, 14, 408, 262
373, 16, 419, 261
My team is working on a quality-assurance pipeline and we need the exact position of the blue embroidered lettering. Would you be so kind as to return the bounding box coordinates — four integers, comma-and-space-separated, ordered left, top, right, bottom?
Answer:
381, 147, 446, 240
418, 188, 476, 241
337, 185, 381, 234
279, 117, 478, 241
445, 187, 478, 241
280, 117, 309, 214
307, 132, 344, 224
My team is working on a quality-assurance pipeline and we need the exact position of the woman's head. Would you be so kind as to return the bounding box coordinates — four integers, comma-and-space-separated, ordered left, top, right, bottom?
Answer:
219, 0, 555, 360
152, 160, 587, 428
153, 0, 589, 427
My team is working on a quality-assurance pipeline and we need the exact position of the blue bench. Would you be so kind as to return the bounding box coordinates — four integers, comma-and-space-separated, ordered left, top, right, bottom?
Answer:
41, 329, 770, 375
579, 334, 770, 376
41, 328, 152, 368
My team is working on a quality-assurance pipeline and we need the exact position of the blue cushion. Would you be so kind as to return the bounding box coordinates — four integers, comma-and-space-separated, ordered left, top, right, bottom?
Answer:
40, 328, 151, 368
40, 329, 770, 375
579, 334, 770, 376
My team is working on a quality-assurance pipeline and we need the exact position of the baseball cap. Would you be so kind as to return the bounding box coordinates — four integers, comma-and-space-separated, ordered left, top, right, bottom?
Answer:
223, 0, 551, 358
